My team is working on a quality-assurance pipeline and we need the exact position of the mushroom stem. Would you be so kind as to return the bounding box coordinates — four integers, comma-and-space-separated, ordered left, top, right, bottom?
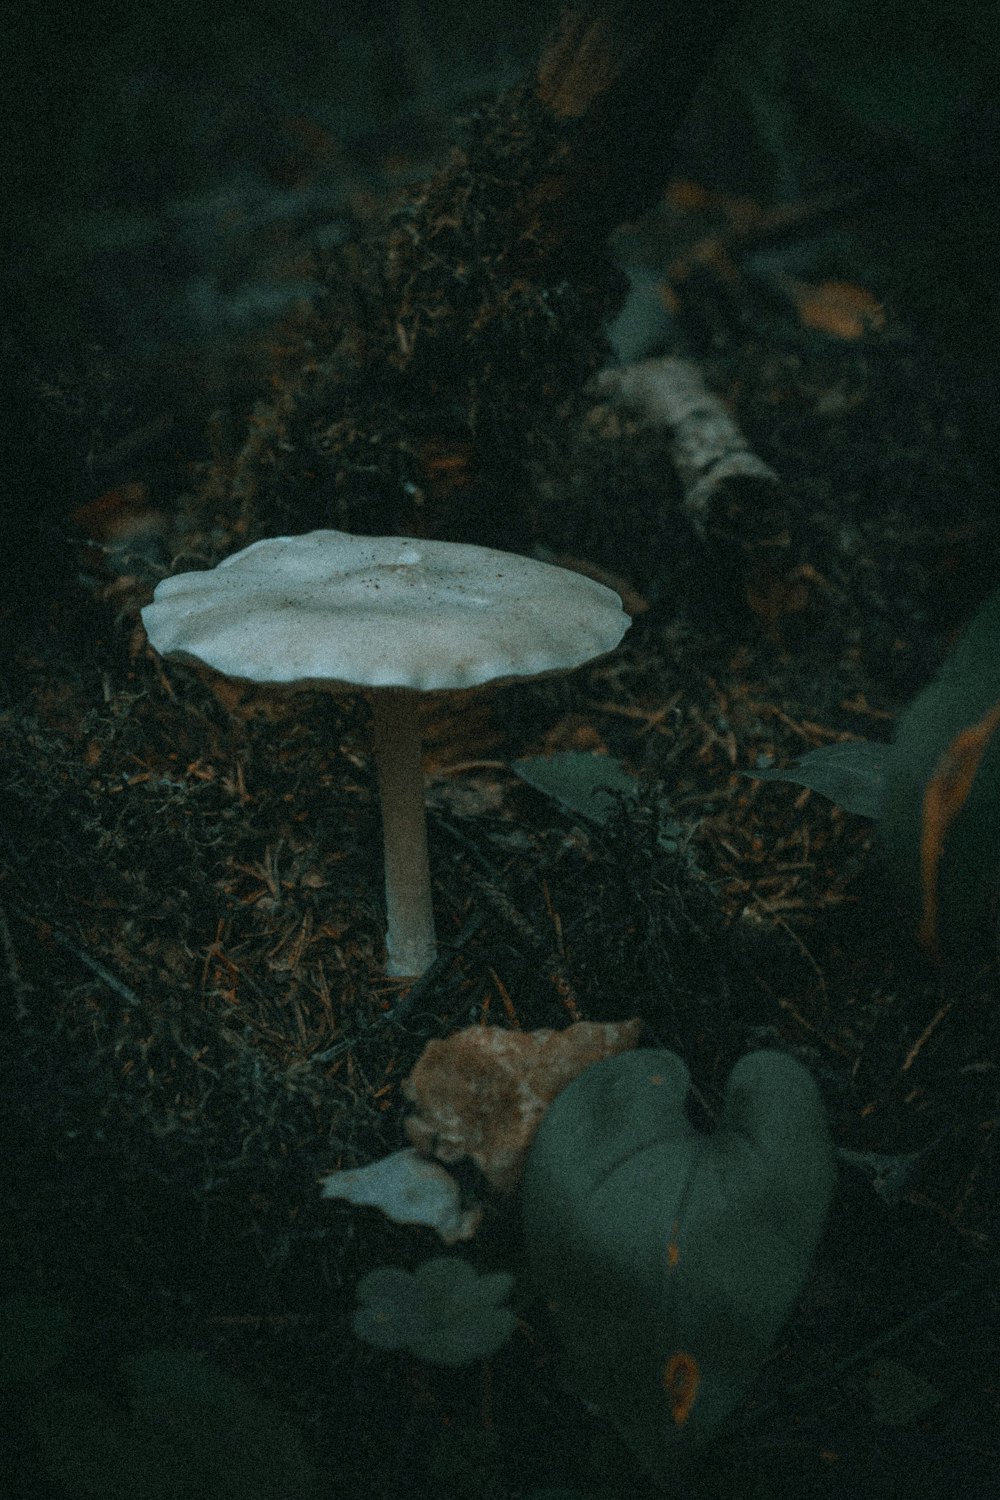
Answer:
369, 687, 437, 977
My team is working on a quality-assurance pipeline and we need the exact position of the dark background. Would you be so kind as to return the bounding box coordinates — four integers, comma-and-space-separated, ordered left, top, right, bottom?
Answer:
4, 0, 998, 611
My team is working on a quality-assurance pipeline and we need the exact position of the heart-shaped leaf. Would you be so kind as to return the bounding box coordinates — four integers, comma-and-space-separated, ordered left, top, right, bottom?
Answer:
521, 1050, 834, 1472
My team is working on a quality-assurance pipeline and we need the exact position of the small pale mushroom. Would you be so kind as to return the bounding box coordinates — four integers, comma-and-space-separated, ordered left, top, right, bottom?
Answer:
141, 529, 630, 976
319, 1148, 482, 1244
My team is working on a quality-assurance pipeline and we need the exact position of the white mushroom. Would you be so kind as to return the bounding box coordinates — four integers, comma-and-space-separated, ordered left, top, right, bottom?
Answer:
141, 529, 630, 977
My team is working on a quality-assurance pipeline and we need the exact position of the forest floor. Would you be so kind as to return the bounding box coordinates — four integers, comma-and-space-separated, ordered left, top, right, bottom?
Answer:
3, 24, 1000, 1499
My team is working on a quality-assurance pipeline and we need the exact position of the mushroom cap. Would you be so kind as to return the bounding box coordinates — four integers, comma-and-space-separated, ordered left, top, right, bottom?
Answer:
141, 529, 630, 691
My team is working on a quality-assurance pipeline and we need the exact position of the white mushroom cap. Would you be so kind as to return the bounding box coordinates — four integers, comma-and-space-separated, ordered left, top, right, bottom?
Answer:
140, 529, 629, 691
141, 530, 631, 978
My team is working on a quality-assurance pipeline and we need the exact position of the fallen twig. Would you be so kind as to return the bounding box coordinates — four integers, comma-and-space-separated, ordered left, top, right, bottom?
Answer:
594, 355, 782, 544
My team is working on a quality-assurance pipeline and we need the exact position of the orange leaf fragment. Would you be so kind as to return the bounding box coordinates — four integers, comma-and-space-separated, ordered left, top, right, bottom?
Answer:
663, 1351, 700, 1426
788, 279, 885, 340
919, 699, 1000, 954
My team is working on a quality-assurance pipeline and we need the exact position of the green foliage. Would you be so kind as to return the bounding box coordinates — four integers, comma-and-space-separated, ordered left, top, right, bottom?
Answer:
745, 586, 1000, 962
31, 1347, 324, 1500
521, 1049, 834, 1474
0, 1299, 322, 1500
353, 1258, 516, 1366
511, 751, 642, 825
748, 738, 887, 819
510, 751, 683, 848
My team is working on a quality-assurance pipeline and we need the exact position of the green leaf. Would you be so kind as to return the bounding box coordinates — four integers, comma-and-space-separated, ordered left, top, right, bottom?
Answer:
511, 751, 683, 848
33, 1349, 323, 1500
511, 751, 640, 825
747, 739, 887, 818
0, 1295, 70, 1387
522, 1050, 834, 1473
880, 586, 1000, 962
32, 1387, 177, 1500
122, 1348, 323, 1499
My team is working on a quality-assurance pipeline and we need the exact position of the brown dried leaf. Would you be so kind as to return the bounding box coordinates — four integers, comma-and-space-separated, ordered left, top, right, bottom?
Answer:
403, 1019, 643, 1193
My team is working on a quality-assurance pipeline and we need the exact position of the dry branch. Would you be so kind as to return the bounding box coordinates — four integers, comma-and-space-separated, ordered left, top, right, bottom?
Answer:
594, 354, 783, 548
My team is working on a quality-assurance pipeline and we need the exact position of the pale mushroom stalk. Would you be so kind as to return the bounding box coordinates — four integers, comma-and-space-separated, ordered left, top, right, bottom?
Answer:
369, 687, 436, 977
140, 529, 630, 983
